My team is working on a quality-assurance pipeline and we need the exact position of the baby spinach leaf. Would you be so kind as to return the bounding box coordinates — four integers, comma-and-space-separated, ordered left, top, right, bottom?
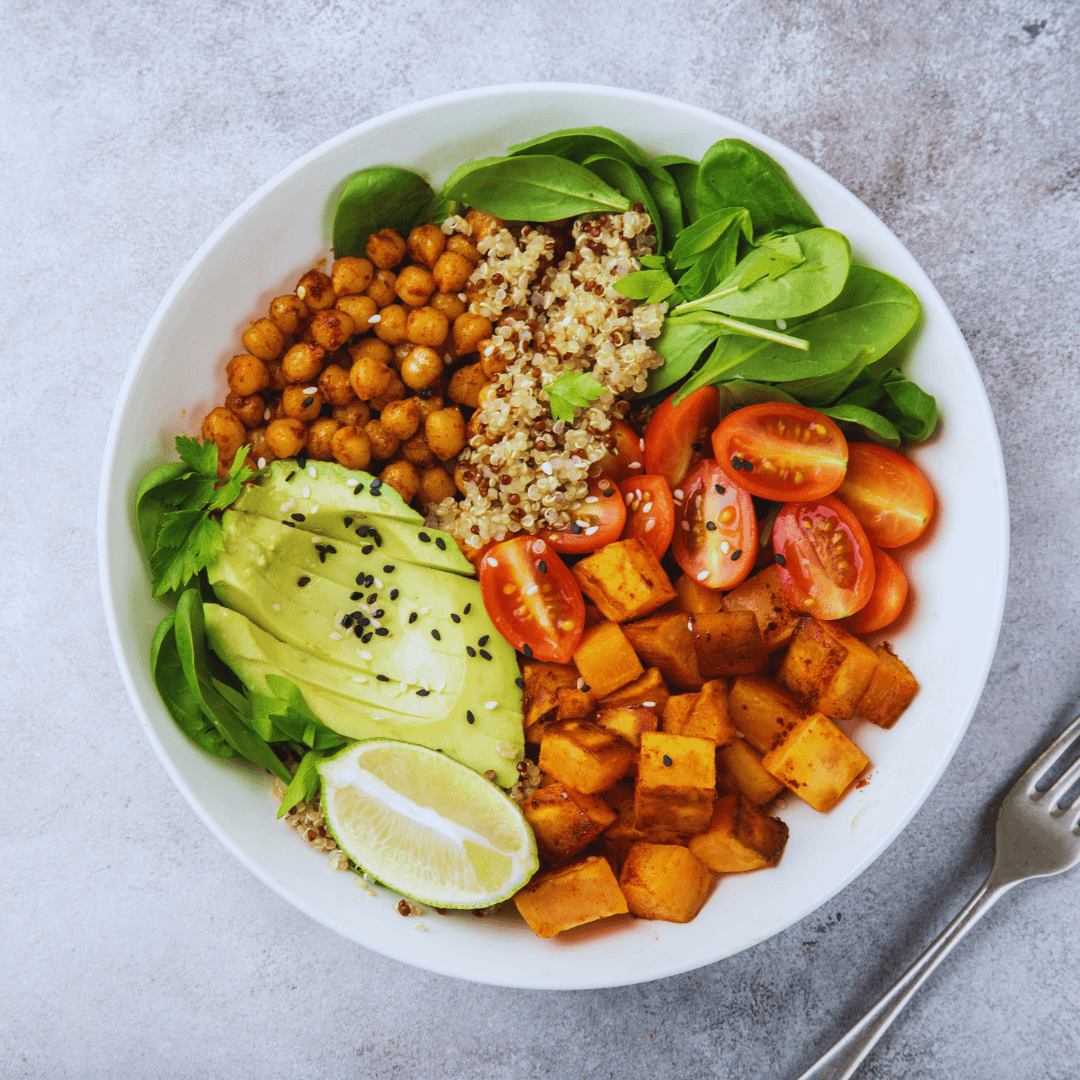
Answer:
581, 154, 665, 249
818, 404, 902, 446
507, 126, 649, 167
442, 155, 631, 220
713, 380, 800, 417
653, 155, 700, 225
135, 461, 188, 562
612, 267, 678, 304
879, 369, 938, 442
640, 165, 684, 251
777, 354, 866, 405
332, 167, 448, 259
276, 749, 327, 819
697, 139, 820, 236
545, 371, 607, 421
669, 207, 752, 269
648, 314, 725, 394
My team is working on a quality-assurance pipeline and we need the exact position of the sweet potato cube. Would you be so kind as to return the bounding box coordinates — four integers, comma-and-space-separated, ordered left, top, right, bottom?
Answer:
571, 538, 677, 623
662, 693, 699, 733
583, 602, 605, 627
622, 612, 703, 690
762, 711, 870, 812
556, 687, 596, 720
716, 739, 785, 805
618, 843, 714, 923
521, 782, 617, 865
635, 731, 716, 834
572, 620, 644, 698
689, 793, 789, 872
691, 612, 768, 677
600, 783, 686, 869
728, 674, 806, 754
538, 720, 636, 794
595, 706, 658, 748
672, 574, 726, 613
513, 856, 628, 937
522, 660, 578, 726
687, 680, 737, 746
776, 618, 880, 720
599, 667, 670, 714
856, 645, 920, 728
722, 564, 804, 652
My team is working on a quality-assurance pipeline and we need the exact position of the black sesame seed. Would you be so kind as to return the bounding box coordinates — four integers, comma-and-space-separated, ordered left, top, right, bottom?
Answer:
375, 627, 389, 637
435, 537, 446, 550
354, 626, 364, 638
302, 396, 314, 408
731, 549, 742, 560
478, 635, 489, 647
408, 612, 418, 624
296, 452, 308, 470
431, 629, 441, 641
479, 650, 492, 660
344, 516, 353, 528
389, 588, 399, 600
373, 609, 385, 618
291, 512, 306, 522
367, 593, 377, 604
418, 531, 431, 543
325, 545, 337, 554
361, 544, 373, 555
450, 613, 461, 624
417, 689, 430, 697
515, 677, 524, 689
581, 684, 591, 692
315, 544, 325, 553
466, 710, 475, 724
317, 550, 326, 563
706, 521, 717, 531
362, 633, 373, 643
522, 643, 533, 658
537, 560, 547, 574
571, 522, 582, 534
296, 576, 311, 587
341, 615, 353, 629
356, 573, 365, 586
715, 483, 726, 494
356, 525, 371, 537
282, 520, 296, 528
350, 611, 363, 621
466, 646, 476, 657
663, 754, 673, 767
775, 553, 787, 567
603, 488, 615, 497
383, 565, 395, 574
463, 603, 471, 614
365, 574, 374, 587
357, 617, 369, 627
286, 471, 296, 482
377, 674, 389, 682
374, 533, 382, 547
742, 460, 754, 472
353, 483, 365, 495
731, 457, 743, 470
370, 479, 382, 493
350, 591, 361, 601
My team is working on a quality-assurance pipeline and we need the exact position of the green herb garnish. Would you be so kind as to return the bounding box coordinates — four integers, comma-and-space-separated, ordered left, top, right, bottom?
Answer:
544, 372, 607, 423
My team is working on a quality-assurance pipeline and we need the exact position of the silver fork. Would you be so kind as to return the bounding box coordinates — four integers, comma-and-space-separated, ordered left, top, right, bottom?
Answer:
798, 712, 1080, 1080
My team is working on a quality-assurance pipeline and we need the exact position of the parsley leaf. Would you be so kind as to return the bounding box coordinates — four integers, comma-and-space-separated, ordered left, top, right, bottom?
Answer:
544, 371, 607, 422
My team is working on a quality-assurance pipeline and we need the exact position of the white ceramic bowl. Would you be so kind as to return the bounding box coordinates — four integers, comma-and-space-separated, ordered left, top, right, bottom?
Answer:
99, 84, 1008, 989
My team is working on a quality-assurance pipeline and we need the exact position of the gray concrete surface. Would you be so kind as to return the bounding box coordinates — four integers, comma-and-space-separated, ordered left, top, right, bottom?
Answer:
3, 1, 1079, 1077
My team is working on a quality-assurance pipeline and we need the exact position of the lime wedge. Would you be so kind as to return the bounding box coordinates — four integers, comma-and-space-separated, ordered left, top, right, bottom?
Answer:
318, 740, 538, 908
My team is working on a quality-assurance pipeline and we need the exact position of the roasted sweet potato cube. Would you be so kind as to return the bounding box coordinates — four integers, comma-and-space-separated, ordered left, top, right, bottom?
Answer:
583, 602, 605, 627
716, 739, 785, 805
722, 564, 804, 652
572, 620, 644, 698
691, 612, 768, 677
672, 574, 726, 613
513, 856, 628, 937
571, 538, 677, 623
595, 706, 658, 748
635, 731, 716, 834
600, 783, 686, 869
689, 793, 789, 872
856, 644, 920, 728
688, 680, 737, 746
522, 660, 579, 725
728, 674, 807, 754
762, 711, 870, 812
521, 782, 617, 865
776, 618, 880, 720
618, 843, 714, 922
622, 612, 703, 690
538, 719, 636, 794
662, 693, 699, 733
599, 667, 670, 714
556, 687, 597, 720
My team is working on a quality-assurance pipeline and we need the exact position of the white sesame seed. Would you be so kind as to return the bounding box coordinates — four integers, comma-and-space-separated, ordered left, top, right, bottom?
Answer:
585, 525, 599, 535
272, 603, 281, 611
642, 502, 653, 513
526, 584, 539, 595
628, 461, 642, 469
642, 701, 656, 708
308, 465, 317, 478
419, 606, 430, 615
674, 489, 684, 500
310, 504, 319, 513
681, 520, 691, 531
644, 518, 656, 532
721, 540, 730, 554
458, 292, 467, 301
696, 570, 709, 581
368, 313, 381, 323
575, 519, 589, 528
484, 346, 495, 357
486, 557, 499, 567
624, 491, 635, 504
263, 408, 271, 421
329, 631, 343, 640
485, 700, 498, 710
414, 921, 427, 932
688, 619, 694, 630
311, 534, 322, 544
360, 650, 373, 661
257, 457, 267, 470
296, 285, 306, 298
577, 678, 585, 689
373, 578, 383, 589
540, 462, 553, 475
531, 540, 545, 554
302, 486, 311, 498
279, 500, 292, 513
585, 496, 599, 504
352, 676, 367, 684
639, 437, 645, 451
303, 386, 317, 394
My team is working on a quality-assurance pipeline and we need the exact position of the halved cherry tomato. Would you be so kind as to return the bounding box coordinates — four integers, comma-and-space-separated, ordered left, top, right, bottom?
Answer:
619, 475, 675, 558
478, 536, 584, 664
834, 443, 935, 548
672, 459, 757, 590
847, 547, 908, 633
773, 496, 875, 620
540, 475, 626, 553
597, 419, 646, 483
644, 386, 720, 490
711, 402, 848, 501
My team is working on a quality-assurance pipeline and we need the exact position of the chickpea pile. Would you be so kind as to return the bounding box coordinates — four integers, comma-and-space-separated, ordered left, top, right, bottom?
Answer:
200, 211, 506, 508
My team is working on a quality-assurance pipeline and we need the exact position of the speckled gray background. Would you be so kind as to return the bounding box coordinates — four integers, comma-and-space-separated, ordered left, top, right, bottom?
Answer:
3, 1, 1079, 1077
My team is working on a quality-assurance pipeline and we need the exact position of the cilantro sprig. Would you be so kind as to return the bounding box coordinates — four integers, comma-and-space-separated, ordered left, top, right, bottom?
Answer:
543, 371, 607, 423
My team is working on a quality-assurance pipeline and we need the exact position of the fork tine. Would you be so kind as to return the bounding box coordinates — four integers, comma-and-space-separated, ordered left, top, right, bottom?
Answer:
1015, 712, 1080, 794
1045, 754, 1080, 808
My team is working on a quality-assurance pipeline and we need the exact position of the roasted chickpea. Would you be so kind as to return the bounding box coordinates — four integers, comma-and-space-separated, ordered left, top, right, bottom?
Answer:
281, 342, 326, 384
464, 409, 490, 446
406, 224, 446, 269
365, 268, 397, 307
226, 353, 270, 396
418, 465, 457, 505
378, 459, 420, 503
465, 209, 505, 243
349, 355, 394, 401
369, 372, 407, 411
371, 303, 407, 345
366, 228, 407, 270
305, 417, 340, 461
247, 427, 275, 466
480, 341, 510, 379
265, 418, 307, 459
225, 391, 265, 429
241, 318, 285, 361
336, 294, 378, 334
446, 233, 482, 266
401, 432, 435, 467
429, 291, 467, 321
296, 270, 336, 312
454, 459, 471, 494
364, 419, 400, 461
317, 363, 355, 406
448, 362, 486, 408
413, 391, 445, 422
395, 265, 438, 307
406, 305, 449, 348
425, 406, 467, 461
379, 397, 420, 441
265, 394, 287, 421
349, 336, 393, 367
282, 385, 324, 421
201, 406, 247, 463
390, 342, 412, 372
332, 399, 371, 428
400, 345, 443, 390
331, 425, 372, 470
453, 312, 494, 356
331, 256, 375, 296
264, 357, 288, 393
309, 308, 354, 351
268, 294, 307, 335
432, 251, 474, 294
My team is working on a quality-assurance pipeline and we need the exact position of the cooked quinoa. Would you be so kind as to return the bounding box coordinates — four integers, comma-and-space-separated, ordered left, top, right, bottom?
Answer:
432, 209, 666, 548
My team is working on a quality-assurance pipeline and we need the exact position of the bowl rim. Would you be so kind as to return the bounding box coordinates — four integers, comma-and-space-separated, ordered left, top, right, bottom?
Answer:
98, 81, 1010, 988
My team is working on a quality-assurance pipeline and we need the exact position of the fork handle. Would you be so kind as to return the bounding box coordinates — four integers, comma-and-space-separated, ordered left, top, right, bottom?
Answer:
796, 873, 1017, 1080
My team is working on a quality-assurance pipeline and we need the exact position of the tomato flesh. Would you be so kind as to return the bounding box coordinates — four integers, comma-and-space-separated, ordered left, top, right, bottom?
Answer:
847, 547, 908, 633
597, 419, 646, 483
672, 459, 757, 590
644, 386, 721, 490
478, 537, 584, 664
619, 475, 675, 558
834, 443, 935, 548
712, 402, 848, 502
540, 475, 626, 553
773, 496, 875, 620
